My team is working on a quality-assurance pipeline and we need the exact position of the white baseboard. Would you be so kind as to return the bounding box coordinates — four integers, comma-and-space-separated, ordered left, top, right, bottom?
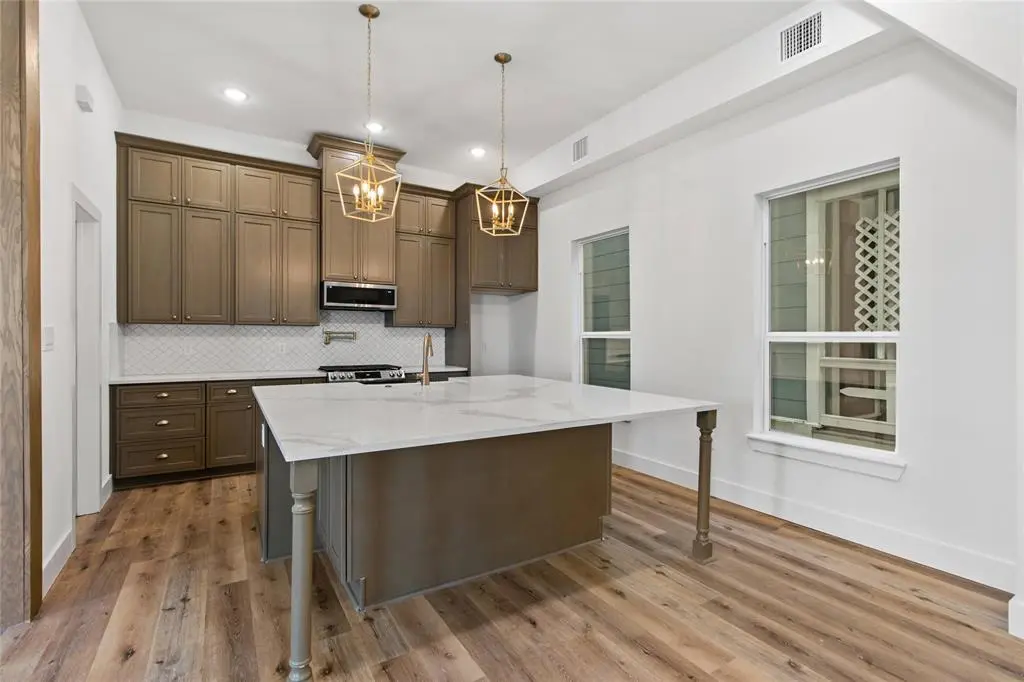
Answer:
42, 527, 75, 596
613, 449, 1016, 591
1010, 596, 1024, 640
101, 475, 113, 506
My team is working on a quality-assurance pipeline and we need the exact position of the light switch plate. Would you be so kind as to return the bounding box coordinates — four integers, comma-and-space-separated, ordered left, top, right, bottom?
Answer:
42, 326, 55, 352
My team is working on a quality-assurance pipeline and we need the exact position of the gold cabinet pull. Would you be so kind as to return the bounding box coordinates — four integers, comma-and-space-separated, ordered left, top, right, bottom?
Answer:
155, 453, 169, 460
247, 405, 252, 410
155, 392, 169, 399
155, 419, 170, 426
226, 389, 238, 395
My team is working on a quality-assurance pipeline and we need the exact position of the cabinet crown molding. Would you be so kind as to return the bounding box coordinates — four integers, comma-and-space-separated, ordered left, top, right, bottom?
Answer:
306, 133, 405, 165
115, 132, 320, 178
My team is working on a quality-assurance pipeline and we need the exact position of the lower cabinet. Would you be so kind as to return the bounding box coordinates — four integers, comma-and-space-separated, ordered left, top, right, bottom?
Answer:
207, 401, 255, 468
112, 377, 314, 487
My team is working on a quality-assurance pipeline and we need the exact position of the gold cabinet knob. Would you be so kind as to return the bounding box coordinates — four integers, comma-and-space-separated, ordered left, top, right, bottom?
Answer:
283, 209, 288, 215
186, 197, 191, 204
271, 208, 277, 214
226, 389, 238, 395
155, 392, 169, 399
155, 419, 170, 426
283, 318, 288, 322
171, 195, 177, 202
185, 314, 191, 321
271, 316, 276, 322
172, 314, 178, 320
155, 453, 169, 460
247, 405, 252, 410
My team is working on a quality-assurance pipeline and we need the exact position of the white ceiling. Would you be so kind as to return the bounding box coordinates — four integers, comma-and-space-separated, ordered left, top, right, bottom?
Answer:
81, 1, 801, 181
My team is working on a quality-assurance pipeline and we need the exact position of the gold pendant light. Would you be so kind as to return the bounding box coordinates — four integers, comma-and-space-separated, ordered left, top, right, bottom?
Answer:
336, 4, 401, 223
476, 52, 528, 236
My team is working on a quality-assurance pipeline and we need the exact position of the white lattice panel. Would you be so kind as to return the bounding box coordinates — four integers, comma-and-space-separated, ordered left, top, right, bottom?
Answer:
853, 209, 900, 332
120, 311, 446, 375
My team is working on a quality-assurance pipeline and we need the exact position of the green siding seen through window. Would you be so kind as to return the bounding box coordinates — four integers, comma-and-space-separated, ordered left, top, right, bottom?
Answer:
583, 233, 629, 333
580, 232, 630, 391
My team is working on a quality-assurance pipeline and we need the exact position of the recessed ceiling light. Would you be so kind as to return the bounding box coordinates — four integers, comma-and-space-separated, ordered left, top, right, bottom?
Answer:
365, 121, 384, 134
223, 88, 248, 103
470, 147, 486, 159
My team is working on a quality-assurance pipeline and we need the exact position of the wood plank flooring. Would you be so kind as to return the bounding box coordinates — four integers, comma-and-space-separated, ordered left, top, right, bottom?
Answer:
3, 468, 1022, 681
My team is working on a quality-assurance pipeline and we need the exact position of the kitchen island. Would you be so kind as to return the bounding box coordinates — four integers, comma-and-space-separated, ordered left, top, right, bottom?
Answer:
254, 374, 718, 682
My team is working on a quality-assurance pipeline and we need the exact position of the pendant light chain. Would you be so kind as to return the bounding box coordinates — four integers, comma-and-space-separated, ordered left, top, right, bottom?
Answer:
365, 13, 373, 153
499, 61, 506, 176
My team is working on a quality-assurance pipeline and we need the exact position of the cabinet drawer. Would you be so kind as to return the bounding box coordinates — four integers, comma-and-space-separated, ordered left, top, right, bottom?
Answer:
118, 406, 205, 442
116, 383, 205, 408
116, 438, 205, 478
207, 382, 254, 403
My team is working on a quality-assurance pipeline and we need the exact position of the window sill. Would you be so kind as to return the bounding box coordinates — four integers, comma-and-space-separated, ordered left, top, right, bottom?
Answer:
746, 432, 907, 481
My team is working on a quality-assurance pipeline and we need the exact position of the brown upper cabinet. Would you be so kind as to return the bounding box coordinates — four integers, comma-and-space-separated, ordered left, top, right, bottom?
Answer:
461, 197, 539, 294
129, 149, 181, 205
183, 158, 232, 211
397, 193, 454, 238
234, 215, 320, 326
388, 235, 455, 328
280, 221, 319, 325
427, 197, 455, 238
281, 174, 319, 222
234, 214, 280, 325
236, 166, 279, 217
128, 202, 181, 322
321, 193, 396, 284
182, 209, 232, 324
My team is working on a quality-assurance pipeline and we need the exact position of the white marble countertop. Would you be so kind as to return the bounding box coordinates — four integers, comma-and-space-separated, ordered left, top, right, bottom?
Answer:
254, 374, 718, 463
108, 366, 468, 385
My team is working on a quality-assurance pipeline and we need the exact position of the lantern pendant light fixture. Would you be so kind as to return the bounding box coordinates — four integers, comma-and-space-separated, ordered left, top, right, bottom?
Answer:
336, 4, 401, 223
476, 52, 529, 237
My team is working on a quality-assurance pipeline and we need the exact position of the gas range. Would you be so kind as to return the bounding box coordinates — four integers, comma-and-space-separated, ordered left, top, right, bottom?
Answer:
319, 364, 406, 384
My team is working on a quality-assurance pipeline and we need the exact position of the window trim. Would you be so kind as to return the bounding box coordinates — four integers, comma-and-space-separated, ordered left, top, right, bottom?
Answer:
573, 228, 630, 386
753, 161, 904, 476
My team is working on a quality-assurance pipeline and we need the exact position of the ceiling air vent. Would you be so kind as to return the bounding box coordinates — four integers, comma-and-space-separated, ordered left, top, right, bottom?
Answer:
780, 11, 822, 61
572, 136, 588, 164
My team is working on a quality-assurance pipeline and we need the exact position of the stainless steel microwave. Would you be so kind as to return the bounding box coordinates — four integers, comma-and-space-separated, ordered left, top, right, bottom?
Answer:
321, 281, 397, 311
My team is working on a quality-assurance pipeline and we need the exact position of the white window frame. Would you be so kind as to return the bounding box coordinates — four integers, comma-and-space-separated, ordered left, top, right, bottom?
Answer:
748, 160, 907, 480
572, 228, 630, 385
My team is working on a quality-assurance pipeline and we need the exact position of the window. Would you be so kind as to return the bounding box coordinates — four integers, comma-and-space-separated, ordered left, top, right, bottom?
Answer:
576, 230, 630, 389
765, 169, 899, 451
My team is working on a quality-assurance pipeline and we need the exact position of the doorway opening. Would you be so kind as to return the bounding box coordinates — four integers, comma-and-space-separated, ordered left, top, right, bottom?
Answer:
72, 189, 104, 519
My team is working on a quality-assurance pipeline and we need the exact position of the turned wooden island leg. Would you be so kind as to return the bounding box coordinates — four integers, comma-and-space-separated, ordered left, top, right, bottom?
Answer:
692, 409, 717, 563
288, 460, 319, 682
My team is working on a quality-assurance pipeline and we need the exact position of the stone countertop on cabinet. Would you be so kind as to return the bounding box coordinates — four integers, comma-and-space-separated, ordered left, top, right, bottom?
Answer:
109, 367, 469, 385
255, 374, 719, 463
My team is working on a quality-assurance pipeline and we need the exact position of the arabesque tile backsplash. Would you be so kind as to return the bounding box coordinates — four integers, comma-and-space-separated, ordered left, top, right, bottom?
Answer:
119, 311, 446, 375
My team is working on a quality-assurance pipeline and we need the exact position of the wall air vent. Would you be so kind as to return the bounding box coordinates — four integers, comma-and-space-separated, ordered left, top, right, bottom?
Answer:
572, 136, 589, 164
780, 11, 822, 61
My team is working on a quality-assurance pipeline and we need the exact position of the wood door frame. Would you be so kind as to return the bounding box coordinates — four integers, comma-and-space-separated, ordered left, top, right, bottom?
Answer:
0, 0, 42, 629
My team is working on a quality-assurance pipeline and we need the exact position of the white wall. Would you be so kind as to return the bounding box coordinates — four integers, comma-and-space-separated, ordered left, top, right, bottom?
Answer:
39, 0, 122, 592
470, 295, 511, 375
864, 0, 1018, 91
511, 44, 1018, 590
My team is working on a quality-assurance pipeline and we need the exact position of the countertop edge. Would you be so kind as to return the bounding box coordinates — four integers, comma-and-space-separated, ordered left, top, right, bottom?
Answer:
109, 366, 470, 385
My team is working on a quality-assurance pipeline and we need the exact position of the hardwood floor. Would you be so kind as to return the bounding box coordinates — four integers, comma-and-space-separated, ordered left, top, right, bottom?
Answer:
3, 467, 1022, 681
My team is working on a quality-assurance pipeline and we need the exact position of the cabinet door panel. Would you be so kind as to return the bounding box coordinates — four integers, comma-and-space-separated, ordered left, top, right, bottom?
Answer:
396, 193, 425, 235
426, 197, 454, 238
183, 157, 231, 211
321, 149, 361, 189
128, 202, 181, 323
281, 221, 319, 325
129, 149, 180, 204
505, 228, 538, 292
470, 222, 504, 289
236, 166, 279, 216
360, 217, 396, 284
281, 174, 319, 222
392, 234, 424, 326
425, 237, 455, 327
235, 215, 280, 324
182, 209, 232, 323
322, 194, 359, 282
207, 402, 255, 468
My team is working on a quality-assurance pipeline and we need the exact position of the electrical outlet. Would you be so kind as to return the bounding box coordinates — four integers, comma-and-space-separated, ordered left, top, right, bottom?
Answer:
277, 342, 287, 355
182, 340, 195, 357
